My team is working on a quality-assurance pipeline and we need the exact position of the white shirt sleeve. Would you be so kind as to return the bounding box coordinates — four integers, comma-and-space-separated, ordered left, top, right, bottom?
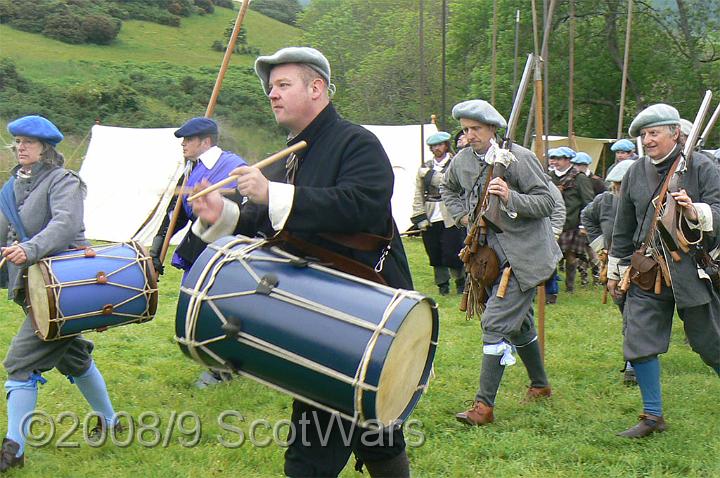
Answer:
268, 181, 295, 231
685, 202, 713, 232
191, 197, 240, 243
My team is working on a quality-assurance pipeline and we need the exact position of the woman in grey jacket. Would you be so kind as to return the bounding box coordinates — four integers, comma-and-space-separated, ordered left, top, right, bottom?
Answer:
0, 116, 119, 472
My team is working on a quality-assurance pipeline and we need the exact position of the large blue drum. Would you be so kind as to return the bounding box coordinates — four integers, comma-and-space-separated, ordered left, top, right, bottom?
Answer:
26, 242, 158, 341
176, 235, 438, 427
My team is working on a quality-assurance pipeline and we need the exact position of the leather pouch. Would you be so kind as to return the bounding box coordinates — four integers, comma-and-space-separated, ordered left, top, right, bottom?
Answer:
630, 251, 658, 291
468, 246, 500, 286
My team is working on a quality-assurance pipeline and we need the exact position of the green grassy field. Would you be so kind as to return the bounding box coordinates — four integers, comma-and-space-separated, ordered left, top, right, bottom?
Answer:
0, 238, 717, 477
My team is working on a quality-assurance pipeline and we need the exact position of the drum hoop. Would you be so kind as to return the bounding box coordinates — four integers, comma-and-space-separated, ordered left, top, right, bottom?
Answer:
26, 261, 58, 340
234, 368, 363, 425
353, 290, 408, 424
132, 241, 159, 316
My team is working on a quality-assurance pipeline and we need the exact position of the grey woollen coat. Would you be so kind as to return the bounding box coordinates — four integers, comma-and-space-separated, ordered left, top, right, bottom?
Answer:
441, 143, 562, 292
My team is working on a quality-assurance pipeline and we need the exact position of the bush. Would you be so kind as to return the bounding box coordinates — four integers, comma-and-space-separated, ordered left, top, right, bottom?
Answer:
9, 7, 48, 33
167, 0, 194, 17
214, 0, 234, 8
43, 12, 86, 44
81, 14, 121, 45
0, 0, 17, 24
250, 0, 302, 26
194, 0, 214, 14
0, 59, 30, 94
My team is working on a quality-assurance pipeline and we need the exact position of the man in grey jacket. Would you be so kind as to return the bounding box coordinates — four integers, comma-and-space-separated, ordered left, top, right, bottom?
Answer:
441, 100, 562, 426
411, 131, 465, 295
607, 104, 720, 438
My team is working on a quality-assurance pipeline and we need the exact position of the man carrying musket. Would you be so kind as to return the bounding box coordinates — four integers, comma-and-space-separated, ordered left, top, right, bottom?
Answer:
441, 99, 561, 425
607, 103, 720, 438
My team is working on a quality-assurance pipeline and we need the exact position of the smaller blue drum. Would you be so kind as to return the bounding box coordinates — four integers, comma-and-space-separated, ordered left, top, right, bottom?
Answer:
26, 242, 158, 341
176, 236, 439, 428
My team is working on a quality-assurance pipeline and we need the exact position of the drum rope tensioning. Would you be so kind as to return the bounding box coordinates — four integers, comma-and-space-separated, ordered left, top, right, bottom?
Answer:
175, 236, 438, 428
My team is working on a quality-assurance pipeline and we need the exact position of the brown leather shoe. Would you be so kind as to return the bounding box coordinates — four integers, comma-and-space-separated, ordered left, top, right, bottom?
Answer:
523, 386, 552, 403
0, 438, 24, 472
617, 414, 667, 438
455, 401, 494, 426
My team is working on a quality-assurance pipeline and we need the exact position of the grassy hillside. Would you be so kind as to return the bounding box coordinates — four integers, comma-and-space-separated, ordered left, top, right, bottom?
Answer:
0, 6, 301, 170
0, 9, 300, 80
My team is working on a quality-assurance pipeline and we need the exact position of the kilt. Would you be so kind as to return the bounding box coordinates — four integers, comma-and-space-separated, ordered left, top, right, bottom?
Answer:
558, 228, 588, 256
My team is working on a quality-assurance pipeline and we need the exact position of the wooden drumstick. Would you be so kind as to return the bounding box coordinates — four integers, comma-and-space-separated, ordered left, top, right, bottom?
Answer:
187, 141, 308, 202
174, 186, 237, 196
0, 241, 20, 270
654, 267, 662, 294
496, 266, 512, 298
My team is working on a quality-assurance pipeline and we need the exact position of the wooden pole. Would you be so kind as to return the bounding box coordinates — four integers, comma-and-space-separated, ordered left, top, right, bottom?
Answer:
490, 0, 499, 104
617, 0, 634, 138
206, 0, 252, 118
419, 0, 426, 166
568, 0, 576, 150
157, 0, 251, 270
441, 0, 447, 131
531, 0, 547, 360
523, 0, 541, 151
534, 55, 547, 361
541, 0, 556, 161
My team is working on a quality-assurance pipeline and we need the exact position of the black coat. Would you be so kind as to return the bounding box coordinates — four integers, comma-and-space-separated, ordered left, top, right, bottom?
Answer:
236, 103, 413, 290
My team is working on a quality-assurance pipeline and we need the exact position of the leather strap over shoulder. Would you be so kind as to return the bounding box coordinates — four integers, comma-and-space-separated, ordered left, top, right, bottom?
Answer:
270, 231, 388, 285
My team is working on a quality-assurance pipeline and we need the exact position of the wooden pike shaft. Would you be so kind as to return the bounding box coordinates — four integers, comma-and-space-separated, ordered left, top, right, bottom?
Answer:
188, 141, 308, 202
159, 0, 250, 270
206, 0, 251, 118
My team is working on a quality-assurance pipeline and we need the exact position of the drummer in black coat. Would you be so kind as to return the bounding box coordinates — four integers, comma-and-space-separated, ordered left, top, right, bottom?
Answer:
191, 47, 412, 478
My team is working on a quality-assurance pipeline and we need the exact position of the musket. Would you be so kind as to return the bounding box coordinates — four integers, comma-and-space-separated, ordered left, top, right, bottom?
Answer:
697, 101, 720, 150
656, 90, 713, 260
481, 53, 534, 233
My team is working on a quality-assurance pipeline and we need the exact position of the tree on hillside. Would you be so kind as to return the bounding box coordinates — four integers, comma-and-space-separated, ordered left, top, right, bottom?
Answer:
251, 0, 303, 26
44, 12, 87, 44
82, 14, 122, 45
300, 0, 445, 125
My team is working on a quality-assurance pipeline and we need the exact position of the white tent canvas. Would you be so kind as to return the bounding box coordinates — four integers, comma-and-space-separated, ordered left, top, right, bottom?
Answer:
362, 123, 438, 233
80, 125, 186, 245
79, 123, 436, 245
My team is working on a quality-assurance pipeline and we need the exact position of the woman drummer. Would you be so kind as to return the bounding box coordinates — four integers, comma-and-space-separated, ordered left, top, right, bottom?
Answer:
0, 116, 119, 472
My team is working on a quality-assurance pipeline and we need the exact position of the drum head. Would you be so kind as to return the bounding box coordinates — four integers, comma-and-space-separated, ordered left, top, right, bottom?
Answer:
26, 263, 54, 340
376, 299, 434, 424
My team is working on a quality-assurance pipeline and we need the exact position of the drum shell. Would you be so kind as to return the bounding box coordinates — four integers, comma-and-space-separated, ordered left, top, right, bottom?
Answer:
176, 236, 438, 426
26, 242, 158, 340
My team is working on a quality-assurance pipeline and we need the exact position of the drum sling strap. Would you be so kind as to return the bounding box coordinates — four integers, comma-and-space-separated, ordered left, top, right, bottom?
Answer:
272, 226, 392, 286
0, 177, 29, 241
